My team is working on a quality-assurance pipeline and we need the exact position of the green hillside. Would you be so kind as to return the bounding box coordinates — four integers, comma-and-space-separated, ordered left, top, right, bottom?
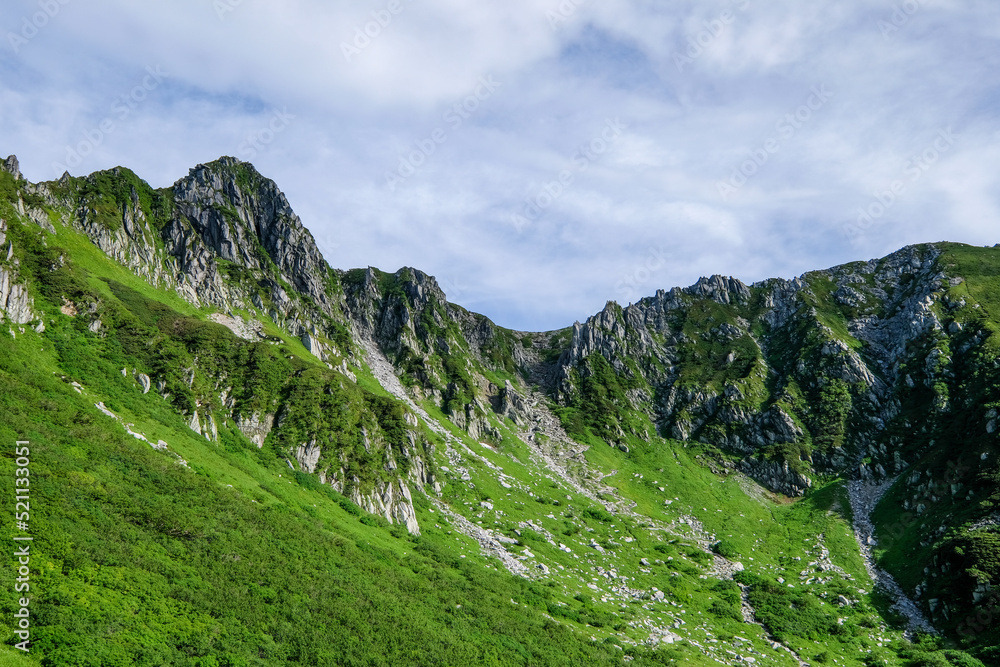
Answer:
0, 156, 996, 666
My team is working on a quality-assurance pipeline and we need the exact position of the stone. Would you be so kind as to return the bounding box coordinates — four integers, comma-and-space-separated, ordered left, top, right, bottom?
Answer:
236, 412, 275, 448
295, 441, 322, 474
2, 155, 20, 180
0, 266, 36, 325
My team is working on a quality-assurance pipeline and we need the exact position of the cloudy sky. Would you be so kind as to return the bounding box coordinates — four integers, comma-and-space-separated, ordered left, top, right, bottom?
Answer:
2, 0, 998, 331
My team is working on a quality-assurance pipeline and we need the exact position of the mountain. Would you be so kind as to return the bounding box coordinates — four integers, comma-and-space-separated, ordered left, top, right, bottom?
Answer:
1, 154, 998, 666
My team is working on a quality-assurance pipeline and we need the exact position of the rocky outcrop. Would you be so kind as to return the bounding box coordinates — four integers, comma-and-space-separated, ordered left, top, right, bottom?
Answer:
496, 380, 530, 425
170, 158, 334, 317
6, 153, 994, 545
135, 372, 152, 394
685, 274, 751, 305
739, 458, 812, 497
29, 159, 346, 364
0, 218, 37, 326
343, 266, 447, 356
300, 329, 329, 361
351, 479, 421, 535
2, 155, 21, 180
188, 410, 218, 441
0, 265, 34, 325
295, 441, 322, 474
235, 412, 275, 448
545, 244, 962, 495
71, 172, 176, 289
208, 312, 263, 340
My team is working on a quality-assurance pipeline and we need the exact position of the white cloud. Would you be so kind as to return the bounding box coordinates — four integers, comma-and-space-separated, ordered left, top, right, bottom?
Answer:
1, 0, 998, 330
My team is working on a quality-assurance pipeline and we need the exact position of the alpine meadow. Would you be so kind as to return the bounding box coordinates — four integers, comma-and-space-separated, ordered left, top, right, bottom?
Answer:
2, 154, 1000, 667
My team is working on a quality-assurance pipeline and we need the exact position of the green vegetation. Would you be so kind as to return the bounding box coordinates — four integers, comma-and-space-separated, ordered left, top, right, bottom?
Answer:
735, 571, 843, 642
2, 164, 998, 665
813, 379, 853, 452
867, 245, 1000, 662
0, 314, 651, 666
67, 167, 175, 233
558, 353, 649, 444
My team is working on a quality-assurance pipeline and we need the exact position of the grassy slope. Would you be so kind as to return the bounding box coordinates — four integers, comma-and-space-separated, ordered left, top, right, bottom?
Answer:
0, 180, 682, 665
0, 260, 874, 664
0, 325, 657, 666
0, 170, 993, 665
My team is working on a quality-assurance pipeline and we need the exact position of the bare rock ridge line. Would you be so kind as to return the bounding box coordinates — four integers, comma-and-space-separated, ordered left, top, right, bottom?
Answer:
3, 154, 999, 649
0, 155, 985, 507
7, 153, 979, 500
551, 245, 955, 497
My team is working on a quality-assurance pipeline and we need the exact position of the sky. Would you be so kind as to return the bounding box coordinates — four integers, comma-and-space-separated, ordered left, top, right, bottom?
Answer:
1, 0, 999, 331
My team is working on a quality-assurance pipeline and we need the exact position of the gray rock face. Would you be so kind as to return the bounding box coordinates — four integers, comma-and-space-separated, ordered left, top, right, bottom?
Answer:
236, 412, 275, 448
333, 241, 971, 502
685, 275, 751, 304
187, 410, 218, 441
7, 154, 992, 531
344, 266, 444, 351
546, 244, 967, 495
0, 219, 36, 325
295, 441, 322, 474
352, 479, 421, 535
497, 380, 530, 425
170, 158, 333, 316
2, 155, 20, 180
300, 330, 329, 361
0, 266, 35, 325
208, 312, 263, 340
739, 458, 812, 497
33, 160, 343, 360
67, 171, 176, 289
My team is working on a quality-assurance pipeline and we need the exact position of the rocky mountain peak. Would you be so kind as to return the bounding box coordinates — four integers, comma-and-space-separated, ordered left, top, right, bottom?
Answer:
2, 154, 20, 180
2, 153, 1000, 662
170, 156, 332, 313
685, 274, 751, 304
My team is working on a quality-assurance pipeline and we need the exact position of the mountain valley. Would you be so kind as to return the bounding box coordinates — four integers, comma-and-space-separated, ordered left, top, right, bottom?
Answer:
1, 154, 998, 667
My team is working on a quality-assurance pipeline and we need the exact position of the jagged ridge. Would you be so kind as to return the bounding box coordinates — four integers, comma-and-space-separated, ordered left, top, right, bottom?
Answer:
2, 153, 999, 661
